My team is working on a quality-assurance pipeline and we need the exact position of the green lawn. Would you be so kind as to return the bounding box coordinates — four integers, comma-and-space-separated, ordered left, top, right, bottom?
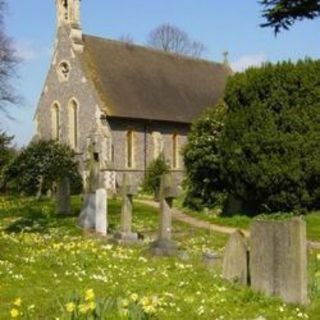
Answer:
177, 204, 320, 242
0, 196, 320, 319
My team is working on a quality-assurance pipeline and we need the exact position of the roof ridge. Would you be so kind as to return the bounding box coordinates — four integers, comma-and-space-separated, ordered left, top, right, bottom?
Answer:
83, 33, 226, 68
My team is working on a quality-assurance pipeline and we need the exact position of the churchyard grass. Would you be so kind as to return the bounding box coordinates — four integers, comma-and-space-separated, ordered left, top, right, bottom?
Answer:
177, 202, 320, 242
0, 196, 319, 319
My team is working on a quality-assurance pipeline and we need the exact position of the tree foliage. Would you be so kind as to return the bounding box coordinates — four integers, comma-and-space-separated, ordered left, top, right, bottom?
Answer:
221, 59, 320, 214
147, 24, 206, 58
142, 154, 170, 199
0, 0, 19, 114
260, 0, 320, 33
0, 130, 15, 186
3, 140, 82, 195
183, 102, 227, 209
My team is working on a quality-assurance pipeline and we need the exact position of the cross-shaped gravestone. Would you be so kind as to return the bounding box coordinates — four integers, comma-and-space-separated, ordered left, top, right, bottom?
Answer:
114, 173, 138, 243
149, 173, 179, 256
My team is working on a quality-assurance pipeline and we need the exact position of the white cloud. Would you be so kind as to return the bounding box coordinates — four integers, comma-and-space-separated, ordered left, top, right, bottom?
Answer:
231, 54, 267, 72
14, 40, 39, 61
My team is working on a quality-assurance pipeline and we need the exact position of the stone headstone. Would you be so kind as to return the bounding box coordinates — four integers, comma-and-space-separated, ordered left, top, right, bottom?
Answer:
95, 188, 107, 236
222, 230, 249, 285
250, 219, 308, 305
115, 174, 138, 242
56, 177, 71, 215
149, 174, 178, 256
78, 193, 96, 229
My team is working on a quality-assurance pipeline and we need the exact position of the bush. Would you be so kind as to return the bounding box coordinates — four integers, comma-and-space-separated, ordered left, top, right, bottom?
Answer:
142, 154, 170, 199
220, 59, 320, 214
3, 140, 82, 196
183, 102, 227, 210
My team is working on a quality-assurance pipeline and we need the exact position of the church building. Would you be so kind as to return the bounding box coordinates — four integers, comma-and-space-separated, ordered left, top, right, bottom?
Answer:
34, 0, 231, 191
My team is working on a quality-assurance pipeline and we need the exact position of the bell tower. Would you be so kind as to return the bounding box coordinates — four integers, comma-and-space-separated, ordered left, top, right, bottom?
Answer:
56, 0, 83, 52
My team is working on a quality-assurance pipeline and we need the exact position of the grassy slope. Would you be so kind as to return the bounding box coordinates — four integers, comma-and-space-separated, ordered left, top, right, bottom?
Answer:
0, 196, 319, 319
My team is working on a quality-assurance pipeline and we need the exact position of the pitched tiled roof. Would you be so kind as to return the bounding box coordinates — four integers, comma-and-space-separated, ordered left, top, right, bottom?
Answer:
81, 34, 231, 124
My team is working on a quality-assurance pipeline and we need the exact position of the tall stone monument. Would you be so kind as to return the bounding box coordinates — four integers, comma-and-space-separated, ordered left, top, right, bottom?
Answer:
115, 173, 138, 242
250, 218, 308, 305
78, 135, 108, 236
149, 174, 179, 256
56, 177, 71, 215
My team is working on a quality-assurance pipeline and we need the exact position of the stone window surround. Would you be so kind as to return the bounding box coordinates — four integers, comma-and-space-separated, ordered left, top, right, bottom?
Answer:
125, 129, 135, 169
172, 132, 180, 169
68, 98, 79, 150
51, 101, 61, 141
57, 60, 71, 82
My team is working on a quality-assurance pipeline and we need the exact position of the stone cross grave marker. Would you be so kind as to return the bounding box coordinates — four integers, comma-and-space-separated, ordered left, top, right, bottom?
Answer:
149, 174, 179, 256
115, 173, 138, 242
222, 230, 249, 285
250, 218, 308, 305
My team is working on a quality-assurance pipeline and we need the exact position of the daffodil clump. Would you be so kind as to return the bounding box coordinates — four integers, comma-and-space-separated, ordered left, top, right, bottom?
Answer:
0, 196, 319, 319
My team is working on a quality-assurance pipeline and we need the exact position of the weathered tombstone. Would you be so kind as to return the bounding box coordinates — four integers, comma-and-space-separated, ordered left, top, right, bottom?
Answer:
114, 173, 138, 242
250, 218, 308, 305
95, 188, 107, 236
222, 230, 249, 285
56, 177, 71, 215
79, 138, 108, 236
149, 174, 179, 256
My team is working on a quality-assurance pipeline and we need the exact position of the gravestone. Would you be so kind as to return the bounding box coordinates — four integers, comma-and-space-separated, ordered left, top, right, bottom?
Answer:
250, 218, 308, 305
203, 251, 222, 269
149, 174, 179, 256
222, 230, 249, 285
114, 173, 138, 242
56, 177, 71, 215
78, 137, 108, 236
95, 188, 107, 236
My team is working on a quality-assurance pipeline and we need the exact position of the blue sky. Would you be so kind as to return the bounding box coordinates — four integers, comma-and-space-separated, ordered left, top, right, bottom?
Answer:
2, 0, 320, 146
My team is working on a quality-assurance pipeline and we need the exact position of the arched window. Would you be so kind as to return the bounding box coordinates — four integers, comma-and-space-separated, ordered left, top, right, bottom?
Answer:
68, 99, 78, 149
52, 102, 60, 141
172, 133, 179, 169
152, 132, 164, 159
126, 130, 134, 168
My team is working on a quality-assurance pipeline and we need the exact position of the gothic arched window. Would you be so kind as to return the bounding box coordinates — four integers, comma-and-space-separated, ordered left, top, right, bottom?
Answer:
126, 130, 134, 168
68, 99, 78, 149
172, 133, 179, 169
52, 102, 60, 141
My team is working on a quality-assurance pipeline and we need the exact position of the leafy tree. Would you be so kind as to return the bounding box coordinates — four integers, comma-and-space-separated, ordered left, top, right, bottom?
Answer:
183, 102, 227, 210
0, 0, 20, 114
221, 59, 320, 214
3, 140, 82, 196
147, 24, 206, 58
142, 154, 170, 199
0, 131, 16, 187
260, 0, 320, 33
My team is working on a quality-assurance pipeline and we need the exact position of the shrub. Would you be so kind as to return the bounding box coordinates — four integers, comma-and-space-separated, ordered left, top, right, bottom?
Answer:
220, 59, 320, 214
183, 102, 227, 210
142, 154, 170, 199
3, 140, 82, 196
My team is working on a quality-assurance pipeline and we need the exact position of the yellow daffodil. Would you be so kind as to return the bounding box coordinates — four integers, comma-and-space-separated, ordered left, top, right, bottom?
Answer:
65, 302, 76, 313
10, 308, 19, 318
317, 253, 320, 260
85, 289, 95, 301
78, 303, 89, 314
88, 301, 96, 311
130, 293, 138, 302
13, 298, 22, 307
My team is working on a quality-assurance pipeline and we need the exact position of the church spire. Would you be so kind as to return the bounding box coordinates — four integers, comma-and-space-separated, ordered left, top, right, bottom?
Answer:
56, 0, 83, 53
